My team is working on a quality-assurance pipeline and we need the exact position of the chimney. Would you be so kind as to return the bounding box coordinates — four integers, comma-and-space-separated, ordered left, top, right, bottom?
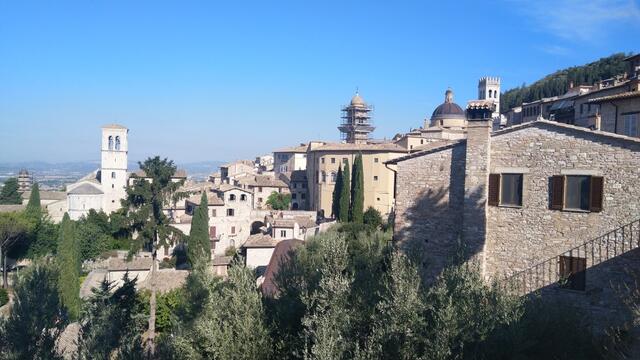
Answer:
462, 101, 494, 276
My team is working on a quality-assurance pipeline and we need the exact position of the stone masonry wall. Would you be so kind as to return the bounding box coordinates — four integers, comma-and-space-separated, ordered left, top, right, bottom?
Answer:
394, 143, 466, 282
486, 123, 640, 279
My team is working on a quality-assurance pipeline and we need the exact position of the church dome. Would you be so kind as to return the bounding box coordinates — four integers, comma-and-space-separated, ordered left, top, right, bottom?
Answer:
429, 88, 466, 128
350, 92, 366, 106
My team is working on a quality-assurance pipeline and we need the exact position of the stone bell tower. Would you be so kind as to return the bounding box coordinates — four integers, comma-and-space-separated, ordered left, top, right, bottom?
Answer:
101, 124, 129, 214
478, 76, 501, 118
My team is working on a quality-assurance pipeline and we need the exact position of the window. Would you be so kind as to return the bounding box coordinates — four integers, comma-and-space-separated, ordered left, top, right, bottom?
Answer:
108, 136, 114, 150
489, 173, 523, 207
331, 158, 336, 164
559, 256, 586, 291
211, 209, 216, 217
292, 193, 297, 199
111, 171, 116, 179
623, 113, 639, 137
115, 136, 121, 150
301, 193, 306, 199
302, 182, 307, 189
209, 226, 217, 238
231, 226, 236, 234
321, 171, 326, 183
240, 194, 247, 201
374, 158, 379, 163
229, 194, 236, 201
280, 230, 286, 237
373, 175, 379, 181
321, 158, 325, 164
550, 175, 603, 212
420, 139, 424, 144
331, 172, 336, 182
258, 187, 263, 193
293, 183, 297, 189
227, 209, 235, 216
258, 197, 263, 203
112, 184, 114, 189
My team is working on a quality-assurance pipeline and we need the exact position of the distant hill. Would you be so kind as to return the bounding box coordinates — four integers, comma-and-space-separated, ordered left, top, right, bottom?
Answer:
500, 53, 630, 113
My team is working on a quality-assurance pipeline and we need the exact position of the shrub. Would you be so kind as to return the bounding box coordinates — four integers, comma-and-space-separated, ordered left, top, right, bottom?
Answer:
363, 206, 383, 229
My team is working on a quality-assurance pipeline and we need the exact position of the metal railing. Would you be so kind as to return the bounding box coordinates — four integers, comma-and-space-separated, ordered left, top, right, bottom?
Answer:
503, 218, 640, 296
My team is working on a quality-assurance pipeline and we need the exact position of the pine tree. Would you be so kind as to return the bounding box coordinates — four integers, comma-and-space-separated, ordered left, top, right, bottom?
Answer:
0, 178, 22, 204
25, 182, 42, 221
121, 156, 188, 354
331, 167, 343, 219
188, 192, 211, 266
339, 163, 350, 223
57, 213, 81, 320
350, 154, 364, 223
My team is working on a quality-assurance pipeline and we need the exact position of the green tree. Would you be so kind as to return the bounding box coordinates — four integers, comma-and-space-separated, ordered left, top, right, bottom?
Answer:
0, 178, 21, 205
339, 163, 350, 223
302, 233, 353, 360
350, 154, 364, 223
57, 213, 81, 320
266, 191, 292, 210
121, 156, 188, 354
0, 262, 65, 360
0, 211, 30, 288
24, 182, 42, 221
164, 262, 271, 360
76, 274, 146, 360
187, 192, 211, 266
331, 167, 343, 219
363, 206, 383, 229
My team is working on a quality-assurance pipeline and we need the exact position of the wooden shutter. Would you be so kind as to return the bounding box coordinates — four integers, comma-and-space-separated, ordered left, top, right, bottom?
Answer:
209, 226, 217, 239
551, 175, 565, 210
589, 176, 604, 212
488, 174, 500, 206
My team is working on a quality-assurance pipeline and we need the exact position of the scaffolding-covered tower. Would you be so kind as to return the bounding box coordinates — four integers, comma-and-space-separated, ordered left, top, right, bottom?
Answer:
339, 92, 375, 144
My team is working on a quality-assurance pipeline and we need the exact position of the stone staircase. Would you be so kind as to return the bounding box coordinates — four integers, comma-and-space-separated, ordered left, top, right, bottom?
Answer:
504, 218, 640, 296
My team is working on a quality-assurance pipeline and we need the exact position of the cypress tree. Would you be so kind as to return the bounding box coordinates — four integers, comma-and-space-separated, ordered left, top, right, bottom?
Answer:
350, 154, 364, 223
331, 167, 343, 219
25, 182, 42, 221
57, 213, 81, 320
188, 192, 211, 266
339, 163, 350, 222
0, 178, 22, 204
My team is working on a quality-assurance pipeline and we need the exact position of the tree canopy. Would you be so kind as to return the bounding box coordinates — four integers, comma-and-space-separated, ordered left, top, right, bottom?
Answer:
0, 178, 22, 205
266, 191, 292, 210
350, 154, 364, 223
338, 163, 350, 222
331, 166, 343, 219
188, 192, 211, 266
57, 213, 81, 320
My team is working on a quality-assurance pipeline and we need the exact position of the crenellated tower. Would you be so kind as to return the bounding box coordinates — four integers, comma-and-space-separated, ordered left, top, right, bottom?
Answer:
478, 76, 501, 117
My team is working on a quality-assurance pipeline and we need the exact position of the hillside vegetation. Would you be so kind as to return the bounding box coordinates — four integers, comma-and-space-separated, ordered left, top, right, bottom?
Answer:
500, 53, 630, 112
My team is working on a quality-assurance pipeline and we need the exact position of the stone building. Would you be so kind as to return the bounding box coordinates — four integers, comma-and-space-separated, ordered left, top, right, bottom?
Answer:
273, 144, 308, 174
389, 102, 640, 331
219, 160, 256, 182
287, 170, 308, 210
234, 174, 289, 210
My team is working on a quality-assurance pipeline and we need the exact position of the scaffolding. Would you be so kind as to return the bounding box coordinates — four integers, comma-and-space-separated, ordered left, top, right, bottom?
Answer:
338, 100, 375, 144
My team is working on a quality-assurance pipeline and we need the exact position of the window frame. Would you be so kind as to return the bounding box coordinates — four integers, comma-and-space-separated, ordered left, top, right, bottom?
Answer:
564, 175, 592, 212
499, 173, 523, 208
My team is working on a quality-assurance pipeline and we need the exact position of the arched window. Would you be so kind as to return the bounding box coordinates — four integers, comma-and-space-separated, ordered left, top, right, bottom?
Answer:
488, 90, 493, 98
108, 136, 114, 150
115, 136, 121, 150
321, 171, 326, 183
111, 171, 116, 179
240, 194, 247, 201
229, 194, 236, 201
331, 172, 336, 182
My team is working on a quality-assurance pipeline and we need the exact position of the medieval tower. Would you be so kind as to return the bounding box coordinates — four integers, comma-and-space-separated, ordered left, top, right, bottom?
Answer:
478, 76, 501, 118
338, 92, 374, 144
101, 124, 129, 213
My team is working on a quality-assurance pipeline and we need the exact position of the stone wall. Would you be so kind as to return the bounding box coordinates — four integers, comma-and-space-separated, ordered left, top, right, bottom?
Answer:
486, 123, 640, 279
393, 143, 466, 281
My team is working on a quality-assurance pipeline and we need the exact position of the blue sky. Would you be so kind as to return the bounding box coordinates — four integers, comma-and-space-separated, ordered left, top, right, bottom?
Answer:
1, 0, 639, 163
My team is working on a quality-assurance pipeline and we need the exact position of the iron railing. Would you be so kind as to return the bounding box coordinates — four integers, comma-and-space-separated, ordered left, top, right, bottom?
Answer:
503, 218, 640, 296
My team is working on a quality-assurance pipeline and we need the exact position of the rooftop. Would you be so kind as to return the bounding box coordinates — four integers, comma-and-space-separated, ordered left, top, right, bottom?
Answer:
243, 234, 279, 248
68, 183, 104, 195
586, 90, 640, 103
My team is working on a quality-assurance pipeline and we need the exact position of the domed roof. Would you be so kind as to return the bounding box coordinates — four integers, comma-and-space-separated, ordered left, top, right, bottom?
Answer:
350, 92, 366, 106
431, 88, 465, 121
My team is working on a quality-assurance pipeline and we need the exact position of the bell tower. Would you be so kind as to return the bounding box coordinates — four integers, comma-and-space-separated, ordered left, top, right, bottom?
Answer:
101, 124, 129, 214
338, 92, 375, 144
478, 76, 501, 117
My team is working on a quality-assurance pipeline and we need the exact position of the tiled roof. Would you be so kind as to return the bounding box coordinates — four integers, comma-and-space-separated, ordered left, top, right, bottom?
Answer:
108, 258, 153, 271
212, 255, 233, 266
261, 239, 304, 297
235, 174, 288, 188
68, 183, 104, 195
0, 204, 26, 213
290, 170, 307, 182
186, 191, 225, 206
21, 190, 66, 201
243, 234, 279, 248
273, 144, 308, 153
385, 140, 464, 164
102, 123, 128, 129
221, 159, 255, 168
140, 269, 188, 293
310, 142, 407, 152
216, 183, 253, 194
586, 91, 640, 103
